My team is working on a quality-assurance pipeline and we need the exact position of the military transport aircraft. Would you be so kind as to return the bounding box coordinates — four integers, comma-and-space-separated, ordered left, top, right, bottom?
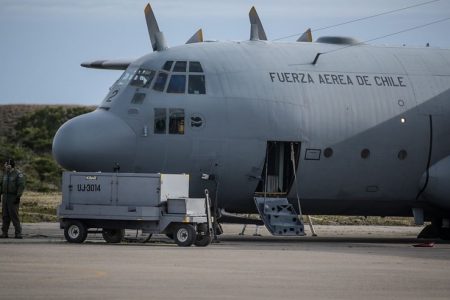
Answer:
52, 3, 450, 239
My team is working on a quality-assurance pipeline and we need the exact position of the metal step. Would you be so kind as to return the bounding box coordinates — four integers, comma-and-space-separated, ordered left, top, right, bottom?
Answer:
254, 197, 305, 236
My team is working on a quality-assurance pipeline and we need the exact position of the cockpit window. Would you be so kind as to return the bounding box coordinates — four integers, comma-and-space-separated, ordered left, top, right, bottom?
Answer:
162, 61, 174, 71
116, 66, 138, 86
131, 92, 146, 104
169, 109, 185, 134
189, 61, 203, 73
188, 75, 206, 94
154, 108, 166, 134
151, 61, 205, 94
153, 72, 169, 92
167, 75, 186, 93
173, 61, 187, 72
130, 69, 155, 88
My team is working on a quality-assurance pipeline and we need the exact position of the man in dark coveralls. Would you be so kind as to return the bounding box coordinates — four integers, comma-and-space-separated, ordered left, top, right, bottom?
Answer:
0, 158, 26, 239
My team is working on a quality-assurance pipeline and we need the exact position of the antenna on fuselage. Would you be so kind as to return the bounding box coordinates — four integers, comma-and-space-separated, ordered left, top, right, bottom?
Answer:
249, 7, 267, 41
312, 53, 322, 65
144, 3, 168, 51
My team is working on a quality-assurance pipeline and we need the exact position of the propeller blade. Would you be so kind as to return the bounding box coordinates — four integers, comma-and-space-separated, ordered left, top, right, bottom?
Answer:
144, 3, 168, 51
249, 6, 267, 41
297, 28, 312, 42
81, 59, 132, 70
186, 29, 204, 44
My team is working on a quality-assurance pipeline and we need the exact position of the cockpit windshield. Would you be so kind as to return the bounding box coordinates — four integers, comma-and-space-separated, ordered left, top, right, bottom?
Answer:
130, 69, 156, 88
110, 61, 205, 94
151, 60, 206, 94
115, 66, 138, 86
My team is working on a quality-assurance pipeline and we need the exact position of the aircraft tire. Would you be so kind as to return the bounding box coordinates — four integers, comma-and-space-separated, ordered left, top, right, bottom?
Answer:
173, 224, 196, 247
64, 220, 88, 243
194, 234, 212, 247
431, 218, 450, 240
438, 228, 450, 240
102, 229, 125, 243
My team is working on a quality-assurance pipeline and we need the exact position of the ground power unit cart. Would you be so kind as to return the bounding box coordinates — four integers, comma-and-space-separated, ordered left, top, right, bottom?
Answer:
57, 172, 212, 247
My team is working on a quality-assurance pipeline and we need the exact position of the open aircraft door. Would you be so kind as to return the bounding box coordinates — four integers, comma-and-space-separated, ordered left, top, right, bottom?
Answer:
254, 141, 305, 236
255, 141, 300, 197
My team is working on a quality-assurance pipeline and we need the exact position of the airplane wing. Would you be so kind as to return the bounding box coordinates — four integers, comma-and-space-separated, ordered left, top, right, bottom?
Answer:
80, 59, 133, 70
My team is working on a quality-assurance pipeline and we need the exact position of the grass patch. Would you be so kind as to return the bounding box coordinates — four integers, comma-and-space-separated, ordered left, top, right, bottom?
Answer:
1, 192, 416, 225
1, 191, 61, 223
19, 192, 60, 222
309, 215, 415, 226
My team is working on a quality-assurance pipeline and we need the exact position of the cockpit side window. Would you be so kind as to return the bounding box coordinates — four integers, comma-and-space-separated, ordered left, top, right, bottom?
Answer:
130, 69, 156, 88
162, 61, 174, 71
154, 108, 166, 134
131, 92, 146, 104
167, 75, 186, 93
153, 72, 169, 92
169, 109, 185, 134
188, 75, 206, 94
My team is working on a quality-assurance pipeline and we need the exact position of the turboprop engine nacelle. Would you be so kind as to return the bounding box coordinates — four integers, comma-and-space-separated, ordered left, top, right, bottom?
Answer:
422, 155, 450, 209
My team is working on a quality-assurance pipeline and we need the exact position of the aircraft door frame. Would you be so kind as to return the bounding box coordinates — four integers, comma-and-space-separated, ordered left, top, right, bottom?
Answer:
255, 141, 301, 197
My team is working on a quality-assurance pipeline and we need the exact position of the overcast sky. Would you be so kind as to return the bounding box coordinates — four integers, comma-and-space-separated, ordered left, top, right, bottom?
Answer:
1, 0, 449, 105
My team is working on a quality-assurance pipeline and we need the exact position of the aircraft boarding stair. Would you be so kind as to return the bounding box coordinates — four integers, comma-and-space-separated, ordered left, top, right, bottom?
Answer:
254, 197, 305, 236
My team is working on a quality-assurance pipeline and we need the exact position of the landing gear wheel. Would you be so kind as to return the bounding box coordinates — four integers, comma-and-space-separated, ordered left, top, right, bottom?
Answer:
173, 224, 196, 247
194, 223, 212, 247
102, 229, 125, 243
432, 218, 450, 240
194, 234, 212, 247
438, 227, 450, 240
64, 220, 88, 243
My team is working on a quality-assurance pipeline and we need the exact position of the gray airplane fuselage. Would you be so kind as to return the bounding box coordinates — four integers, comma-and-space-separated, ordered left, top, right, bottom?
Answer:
53, 40, 450, 219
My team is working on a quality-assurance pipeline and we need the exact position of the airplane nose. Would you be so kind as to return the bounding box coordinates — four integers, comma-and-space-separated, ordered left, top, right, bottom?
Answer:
52, 110, 137, 171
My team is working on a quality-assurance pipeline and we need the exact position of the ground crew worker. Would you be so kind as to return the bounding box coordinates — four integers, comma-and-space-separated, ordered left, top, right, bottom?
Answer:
0, 158, 25, 239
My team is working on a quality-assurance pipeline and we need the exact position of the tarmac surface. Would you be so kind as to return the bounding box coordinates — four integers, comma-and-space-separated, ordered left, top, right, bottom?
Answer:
0, 223, 449, 300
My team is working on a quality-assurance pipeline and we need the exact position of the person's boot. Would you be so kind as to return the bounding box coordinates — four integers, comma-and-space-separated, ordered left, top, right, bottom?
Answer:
0, 232, 8, 239
14, 233, 23, 239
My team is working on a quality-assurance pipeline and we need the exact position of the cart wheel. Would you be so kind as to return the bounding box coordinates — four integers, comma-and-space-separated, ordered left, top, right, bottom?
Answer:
102, 229, 125, 243
174, 224, 196, 247
64, 220, 88, 243
194, 234, 212, 247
